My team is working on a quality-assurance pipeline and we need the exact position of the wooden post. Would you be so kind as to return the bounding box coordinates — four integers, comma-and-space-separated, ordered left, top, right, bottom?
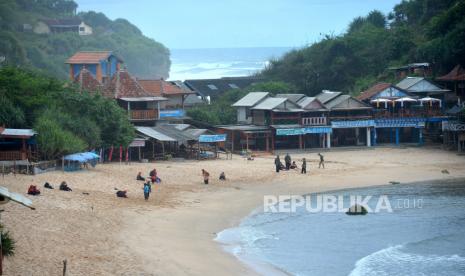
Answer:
271, 132, 275, 152
265, 133, 269, 152
63, 259, 67, 276
246, 133, 249, 152
231, 131, 235, 153
299, 135, 303, 149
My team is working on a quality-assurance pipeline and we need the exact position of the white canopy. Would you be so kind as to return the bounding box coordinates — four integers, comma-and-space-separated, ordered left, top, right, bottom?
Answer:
395, 97, 417, 107
419, 97, 442, 107
370, 98, 391, 108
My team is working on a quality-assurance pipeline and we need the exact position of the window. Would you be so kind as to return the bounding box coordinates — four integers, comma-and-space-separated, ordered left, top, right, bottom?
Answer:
228, 83, 239, 89
207, 84, 218, 90
79, 27, 85, 32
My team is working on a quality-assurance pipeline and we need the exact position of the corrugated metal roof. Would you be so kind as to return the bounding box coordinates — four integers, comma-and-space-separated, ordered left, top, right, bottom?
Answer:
169, 124, 191, 131
0, 129, 36, 137
275, 94, 306, 103
315, 91, 342, 104
232, 92, 269, 107
120, 97, 167, 102
325, 95, 371, 110
184, 128, 210, 138
396, 77, 423, 90
136, 127, 176, 142
155, 125, 197, 142
252, 97, 287, 110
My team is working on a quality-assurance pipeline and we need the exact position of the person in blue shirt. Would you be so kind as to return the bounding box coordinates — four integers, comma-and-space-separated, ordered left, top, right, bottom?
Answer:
143, 181, 152, 201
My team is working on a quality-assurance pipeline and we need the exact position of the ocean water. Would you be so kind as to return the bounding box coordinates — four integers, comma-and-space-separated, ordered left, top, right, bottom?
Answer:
216, 181, 465, 276
168, 47, 292, 80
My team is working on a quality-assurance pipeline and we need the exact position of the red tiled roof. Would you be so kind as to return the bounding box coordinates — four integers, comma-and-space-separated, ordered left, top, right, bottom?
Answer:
437, 65, 465, 81
138, 79, 194, 96
74, 68, 102, 93
357, 82, 392, 101
66, 51, 113, 64
104, 70, 153, 99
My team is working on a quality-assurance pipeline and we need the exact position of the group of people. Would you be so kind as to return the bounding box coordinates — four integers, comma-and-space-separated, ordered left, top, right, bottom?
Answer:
274, 153, 325, 174
133, 168, 162, 200
201, 169, 227, 184
27, 181, 73, 196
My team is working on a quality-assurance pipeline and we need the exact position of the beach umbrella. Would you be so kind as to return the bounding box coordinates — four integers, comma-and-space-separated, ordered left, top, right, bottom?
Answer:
370, 98, 391, 109
419, 97, 441, 107
394, 97, 417, 108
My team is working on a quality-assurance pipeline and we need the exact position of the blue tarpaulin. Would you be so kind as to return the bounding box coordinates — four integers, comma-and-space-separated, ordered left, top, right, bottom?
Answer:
64, 152, 100, 163
199, 134, 227, 143
375, 118, 426, 128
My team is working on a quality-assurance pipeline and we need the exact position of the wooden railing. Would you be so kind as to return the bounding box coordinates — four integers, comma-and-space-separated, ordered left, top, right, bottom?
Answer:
373, 109, 444, 118
129, 109, 158, 120
0, 151, 25, 161
302, 117, 327, 126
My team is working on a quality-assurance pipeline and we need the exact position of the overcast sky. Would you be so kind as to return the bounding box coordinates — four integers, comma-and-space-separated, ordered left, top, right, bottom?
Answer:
76, 0, 400, 49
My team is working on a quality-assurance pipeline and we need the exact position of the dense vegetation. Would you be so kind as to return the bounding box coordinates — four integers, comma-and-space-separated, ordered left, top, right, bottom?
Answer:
262, 0, 465, 95
0, 0, 170, 79
187, 81, 296, 125
0, 67, 134, 159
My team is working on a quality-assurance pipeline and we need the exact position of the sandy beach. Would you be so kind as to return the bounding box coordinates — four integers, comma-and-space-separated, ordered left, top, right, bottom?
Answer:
2, 147, 465, 275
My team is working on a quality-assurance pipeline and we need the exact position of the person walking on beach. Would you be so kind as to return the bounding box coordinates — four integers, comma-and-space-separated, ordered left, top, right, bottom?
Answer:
318, 153, 325, 169
143, 181, 151, 201
301, 158, 307, 174
202, 169, 210, 184
274, 155, 281, 173
284, 153, 291, 170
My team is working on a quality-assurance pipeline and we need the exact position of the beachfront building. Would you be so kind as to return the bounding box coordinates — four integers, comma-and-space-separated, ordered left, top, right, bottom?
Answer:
317, 91, 374, 147
358, 82, 449, 145
219, 92, 331, 152
66, 51, 123, 83
437, 65, 465, 105
184, 76, 265, 101
0, 128, 37, 161
138, 79, 196, 121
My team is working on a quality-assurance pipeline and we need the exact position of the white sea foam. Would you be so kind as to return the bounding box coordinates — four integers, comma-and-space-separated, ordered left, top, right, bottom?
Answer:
349, 244, 465, 276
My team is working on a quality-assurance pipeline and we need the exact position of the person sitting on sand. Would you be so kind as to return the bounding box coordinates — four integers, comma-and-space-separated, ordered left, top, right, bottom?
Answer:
202, 169, 210, 184
44, 182, 54, 189
301, 158, 307, 174
136, 172, 145, 181
149, 168, 157, 183
219, 172, 226, 181
27, 185, 40, 196
59, 181, 72, 191
116, 190, 127, 198
290, 161, 298, 170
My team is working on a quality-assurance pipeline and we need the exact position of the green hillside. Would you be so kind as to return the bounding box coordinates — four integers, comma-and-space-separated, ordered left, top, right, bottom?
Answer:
0, 0, 170, 79
262, 0, 465, 95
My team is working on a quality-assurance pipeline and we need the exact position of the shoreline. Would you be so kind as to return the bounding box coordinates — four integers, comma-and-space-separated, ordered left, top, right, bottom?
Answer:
2, 147, 465, 275
214, 177, 465, 275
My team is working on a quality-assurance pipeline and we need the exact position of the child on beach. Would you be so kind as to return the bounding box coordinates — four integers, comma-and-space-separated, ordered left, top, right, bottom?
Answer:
290, 161, 298, 170
202, 169, 210, 184
318, 153, 325, 169
301, 158, 307, 174
219, 172, 226, 180
143, 181, 151, 201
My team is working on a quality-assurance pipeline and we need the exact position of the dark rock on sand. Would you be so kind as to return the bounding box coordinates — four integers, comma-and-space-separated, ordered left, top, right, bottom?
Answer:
346, 204, 368, 215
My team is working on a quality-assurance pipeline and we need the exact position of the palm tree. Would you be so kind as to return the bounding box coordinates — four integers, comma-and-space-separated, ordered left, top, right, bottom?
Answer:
0, 224, 15, 257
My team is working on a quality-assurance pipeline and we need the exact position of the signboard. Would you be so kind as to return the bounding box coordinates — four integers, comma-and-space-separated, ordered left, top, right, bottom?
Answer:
375, 118, 426, 128
199, 134, 227, 143
159, 109, 185, 118
129, 139, 146, 147
331, 120, 375, 128
276, 127, 332, 136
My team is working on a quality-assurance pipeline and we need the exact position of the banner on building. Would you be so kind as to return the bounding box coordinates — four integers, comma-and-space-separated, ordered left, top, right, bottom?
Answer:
276, 127, 332, 136
159, 109, 186, 118
331, 120, 375, 128
199, 134, 227, 143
